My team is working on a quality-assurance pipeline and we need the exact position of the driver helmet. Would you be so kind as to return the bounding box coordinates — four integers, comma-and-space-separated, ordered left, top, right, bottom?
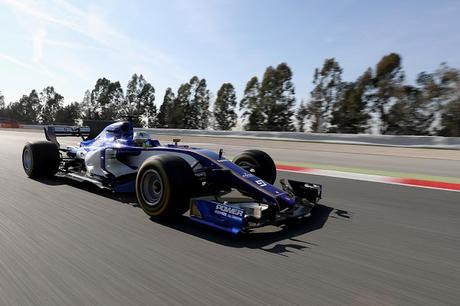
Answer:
133, 131, 150, 146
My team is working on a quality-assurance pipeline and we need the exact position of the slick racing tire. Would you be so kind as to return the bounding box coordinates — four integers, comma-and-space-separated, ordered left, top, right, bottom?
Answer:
232, 149, 277, 185
136, 155, 197, 220
22, 141, 60, 178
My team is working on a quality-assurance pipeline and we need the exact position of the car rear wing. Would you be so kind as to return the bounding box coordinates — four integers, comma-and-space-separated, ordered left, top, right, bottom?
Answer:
44, 125, 91, 145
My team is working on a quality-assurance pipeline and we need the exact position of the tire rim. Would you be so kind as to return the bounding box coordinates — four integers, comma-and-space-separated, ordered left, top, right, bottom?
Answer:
140, 169, 164, 207
23, 148, 32, 172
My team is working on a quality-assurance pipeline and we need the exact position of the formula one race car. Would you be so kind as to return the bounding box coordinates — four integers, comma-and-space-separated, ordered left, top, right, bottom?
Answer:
22, 119, 322, 234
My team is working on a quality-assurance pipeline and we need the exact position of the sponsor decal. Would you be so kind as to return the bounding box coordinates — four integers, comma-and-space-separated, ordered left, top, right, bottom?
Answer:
255, 179, 267, 187
214, 203, 244, 219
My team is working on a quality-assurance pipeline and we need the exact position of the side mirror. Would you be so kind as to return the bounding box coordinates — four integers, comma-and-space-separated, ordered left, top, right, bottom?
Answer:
173, 138, 181, 146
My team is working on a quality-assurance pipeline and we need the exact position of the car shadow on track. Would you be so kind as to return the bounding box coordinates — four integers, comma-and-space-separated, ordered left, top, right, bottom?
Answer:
34, 177, 140, 207
34, 177, 350, 256
162, 204, 350, 256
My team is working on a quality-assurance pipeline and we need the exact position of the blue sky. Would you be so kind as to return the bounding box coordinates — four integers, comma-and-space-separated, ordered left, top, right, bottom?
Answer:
1, 0, 459, 106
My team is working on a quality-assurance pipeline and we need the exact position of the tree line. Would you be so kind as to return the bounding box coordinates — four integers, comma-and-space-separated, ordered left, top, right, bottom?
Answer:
0, 52, 459, 136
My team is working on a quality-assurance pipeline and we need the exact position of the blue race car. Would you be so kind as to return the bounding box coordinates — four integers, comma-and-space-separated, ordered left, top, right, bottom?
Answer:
22, 119, 322, 234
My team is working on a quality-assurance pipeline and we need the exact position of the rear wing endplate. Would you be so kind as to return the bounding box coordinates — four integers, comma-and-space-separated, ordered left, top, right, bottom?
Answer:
44, 125, 90, 145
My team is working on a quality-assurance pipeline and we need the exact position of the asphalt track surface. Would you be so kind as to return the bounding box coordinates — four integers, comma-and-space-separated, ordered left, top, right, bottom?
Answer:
6, 128, 460, 179
0, 130, 459, 305
150, 133, 460, 179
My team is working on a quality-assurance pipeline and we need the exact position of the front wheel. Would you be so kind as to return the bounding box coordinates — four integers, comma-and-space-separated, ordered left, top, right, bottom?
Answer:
232, 149, 277, 185
136, 155, 197, 220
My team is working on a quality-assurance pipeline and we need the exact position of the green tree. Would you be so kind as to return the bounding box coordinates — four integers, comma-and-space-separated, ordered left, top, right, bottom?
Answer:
123, 74, 156, 127
0, 91, 4, 109
124, 74, 142, 125
183, 76, 210, 129
295, 101, 308, 132
439, 98, 460, 136
0, 91, 5, 117
55, 102, 81, 124
39, 86, 64, 124
141, 82, 156, 128
157, 88, 175, 128
170, 76, 211, 129
214, 83, 237, 130
240, 76, 264, 131
372, 53, 405, 134
437, 66, 460, 136
417, 63, 460, 135
170, 83, 191, 128
260, 63, 296, 131
9, 90, 42, 123
330, 69, 372, 133
184, 76, 201, 129
385, 86, 434, 135
83, 78, 124, 121
194, 78, 210, 129
307, 58, 344, 132
80, 90, 92, 120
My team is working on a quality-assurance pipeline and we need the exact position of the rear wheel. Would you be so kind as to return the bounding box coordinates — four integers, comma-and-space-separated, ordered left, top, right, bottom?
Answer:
136, 155, 197, 220
232, 149, 277, 184
22, 141, 59, 178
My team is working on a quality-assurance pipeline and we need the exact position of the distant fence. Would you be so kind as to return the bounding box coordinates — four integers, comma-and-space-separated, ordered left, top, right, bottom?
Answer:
7, 124, 460, 149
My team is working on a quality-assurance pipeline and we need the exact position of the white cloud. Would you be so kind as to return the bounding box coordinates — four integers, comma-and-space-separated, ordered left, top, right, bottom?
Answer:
1, 0, 189, 80
0, 52, 31, 69
43, 38, 103, 50
32, 26, 46, 63
173, 0, 233, 49
36, 62, 61, 81
1, 0, 75, 30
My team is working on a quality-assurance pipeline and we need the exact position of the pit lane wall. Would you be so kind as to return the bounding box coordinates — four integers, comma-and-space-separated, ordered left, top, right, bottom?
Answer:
16, 125, 460, 149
